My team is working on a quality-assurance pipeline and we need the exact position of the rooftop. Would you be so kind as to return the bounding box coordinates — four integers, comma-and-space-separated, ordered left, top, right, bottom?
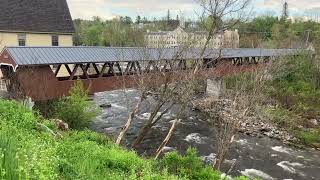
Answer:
0, 0, 75, 34
1, 46, 300, 68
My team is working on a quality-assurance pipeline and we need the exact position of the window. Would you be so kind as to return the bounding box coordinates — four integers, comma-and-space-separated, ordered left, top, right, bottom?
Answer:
18, 34, 26, 46
52, 35, 59, 46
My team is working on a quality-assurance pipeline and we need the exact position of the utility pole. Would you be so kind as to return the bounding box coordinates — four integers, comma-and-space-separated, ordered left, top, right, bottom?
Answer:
282, 2, 289, 20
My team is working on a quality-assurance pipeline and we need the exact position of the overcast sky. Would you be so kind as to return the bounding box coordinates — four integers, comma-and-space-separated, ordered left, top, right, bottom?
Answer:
66, 0, 320, 20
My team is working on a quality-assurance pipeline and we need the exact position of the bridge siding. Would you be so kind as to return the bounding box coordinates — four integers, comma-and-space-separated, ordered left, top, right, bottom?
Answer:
12, 60, 263, 101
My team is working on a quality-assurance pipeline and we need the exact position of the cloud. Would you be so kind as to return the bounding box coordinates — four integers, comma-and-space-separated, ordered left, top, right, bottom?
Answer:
257, 0, 320, 14
67, 0, 199, 20
67, 0, 320, 20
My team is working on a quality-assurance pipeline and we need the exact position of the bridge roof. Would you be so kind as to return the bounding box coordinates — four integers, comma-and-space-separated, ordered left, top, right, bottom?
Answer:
2, 46, 299, 66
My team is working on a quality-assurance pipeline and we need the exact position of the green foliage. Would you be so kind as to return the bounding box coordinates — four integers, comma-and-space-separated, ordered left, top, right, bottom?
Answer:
54, 80, 100, 130
264, 54, 320, 145
269, 54, 320, 117
298, 129, 320, 145
162, 148, 222, 180
0, 132, 19, 180
0, 100, 36, 130
1, 99, 250, 180
262, 106, 301, 131
0, 100, 59, 179
73, 17, 145, 47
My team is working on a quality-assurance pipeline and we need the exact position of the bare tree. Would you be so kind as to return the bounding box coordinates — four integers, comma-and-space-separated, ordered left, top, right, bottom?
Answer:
115, 0, 252, 161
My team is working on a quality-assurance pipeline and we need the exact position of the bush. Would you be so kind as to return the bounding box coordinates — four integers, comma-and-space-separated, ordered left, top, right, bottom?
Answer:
162, 148, 221, 180
298, 130, 320, 145
53, 80, 100, 130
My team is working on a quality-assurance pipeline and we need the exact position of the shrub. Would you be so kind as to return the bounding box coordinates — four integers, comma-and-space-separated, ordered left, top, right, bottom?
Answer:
0, 100, 36, 130
53, 80, 100, 130
162, 148, 221, 180
298, 130, 320, 145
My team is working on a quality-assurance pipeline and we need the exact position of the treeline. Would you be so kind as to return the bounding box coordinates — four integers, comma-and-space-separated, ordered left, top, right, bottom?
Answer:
72, 15, 183, 47
73, 17, 145, 47
72, 15, 320, 49
237, 16, 320, 48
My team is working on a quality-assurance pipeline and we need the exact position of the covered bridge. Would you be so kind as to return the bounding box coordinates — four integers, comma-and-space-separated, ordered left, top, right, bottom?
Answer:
0, 46, 300, 101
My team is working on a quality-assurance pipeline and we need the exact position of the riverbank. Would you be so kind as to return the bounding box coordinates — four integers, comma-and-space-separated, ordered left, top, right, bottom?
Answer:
0, 99, 250, 180
192, 98, 309, 148
92, 89, 320, 180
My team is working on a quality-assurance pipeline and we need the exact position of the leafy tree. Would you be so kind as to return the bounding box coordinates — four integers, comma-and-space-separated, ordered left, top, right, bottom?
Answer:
253, 16, 278, 39
84, 25, 103, 46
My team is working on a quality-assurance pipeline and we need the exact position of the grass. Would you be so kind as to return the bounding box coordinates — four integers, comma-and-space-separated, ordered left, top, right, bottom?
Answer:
298, 130, 320, 147
0, 99, 249, 180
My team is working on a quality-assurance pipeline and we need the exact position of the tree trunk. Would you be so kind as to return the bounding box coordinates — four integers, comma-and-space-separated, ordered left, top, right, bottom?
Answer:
155, 119, 179, 160
131, 101, 174, 149
116, 94, 145, 145
131, 123, 153, 149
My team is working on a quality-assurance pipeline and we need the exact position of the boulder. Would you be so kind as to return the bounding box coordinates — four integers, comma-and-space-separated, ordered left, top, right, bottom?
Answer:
306, 119, 318, 128
53, 119, 69, 131
100, 103, 112, 108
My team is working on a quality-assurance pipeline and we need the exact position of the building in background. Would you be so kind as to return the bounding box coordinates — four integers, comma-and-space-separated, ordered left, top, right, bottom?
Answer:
0, 0, 75, 77
145, 26, 239, 48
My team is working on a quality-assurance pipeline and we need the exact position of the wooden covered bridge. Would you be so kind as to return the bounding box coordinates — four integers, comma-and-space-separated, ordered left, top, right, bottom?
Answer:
0, 46, 299, 101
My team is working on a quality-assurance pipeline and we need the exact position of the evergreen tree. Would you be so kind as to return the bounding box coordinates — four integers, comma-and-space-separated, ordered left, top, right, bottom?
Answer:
136, 15, 141, 24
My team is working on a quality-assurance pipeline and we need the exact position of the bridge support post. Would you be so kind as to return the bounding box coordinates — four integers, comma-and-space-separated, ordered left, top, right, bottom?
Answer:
206, 78, 225, 97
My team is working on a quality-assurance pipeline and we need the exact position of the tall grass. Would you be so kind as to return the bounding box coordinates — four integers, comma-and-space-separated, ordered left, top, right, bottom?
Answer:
0, 132, 20, 180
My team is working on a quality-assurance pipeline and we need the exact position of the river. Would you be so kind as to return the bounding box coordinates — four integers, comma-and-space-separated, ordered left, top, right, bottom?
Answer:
91, 89, 320, 180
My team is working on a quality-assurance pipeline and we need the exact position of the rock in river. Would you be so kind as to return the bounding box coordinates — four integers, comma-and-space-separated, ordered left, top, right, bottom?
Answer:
100, 103, 112, 108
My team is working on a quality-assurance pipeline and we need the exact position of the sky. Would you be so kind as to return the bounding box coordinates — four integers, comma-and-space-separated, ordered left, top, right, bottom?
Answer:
66, 0, 320, 20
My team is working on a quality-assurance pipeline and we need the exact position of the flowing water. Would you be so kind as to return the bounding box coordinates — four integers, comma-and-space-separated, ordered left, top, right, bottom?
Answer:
91, 89, 320, 180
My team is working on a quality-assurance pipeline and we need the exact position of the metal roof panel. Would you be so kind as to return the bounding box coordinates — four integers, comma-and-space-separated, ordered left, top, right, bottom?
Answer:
2, 46, 302, 66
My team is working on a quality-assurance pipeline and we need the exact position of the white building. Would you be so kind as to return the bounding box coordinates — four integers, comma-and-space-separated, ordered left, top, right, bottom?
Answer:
145, 27, 239, 48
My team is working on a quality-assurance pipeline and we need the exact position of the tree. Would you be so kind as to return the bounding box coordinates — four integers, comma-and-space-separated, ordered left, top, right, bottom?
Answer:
84, 25, 103, 46
196, 0, 252, 170
116, 0, 252, 162
142, 17, 148, 24
136, 15, 141, 24
123, 16, 133, 25
167, 9, 171, 23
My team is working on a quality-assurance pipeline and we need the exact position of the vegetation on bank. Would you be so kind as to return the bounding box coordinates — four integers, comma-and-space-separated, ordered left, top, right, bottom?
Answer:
225, 53, 320, 147
0, 98, 248, 179
266, 54, 320, 146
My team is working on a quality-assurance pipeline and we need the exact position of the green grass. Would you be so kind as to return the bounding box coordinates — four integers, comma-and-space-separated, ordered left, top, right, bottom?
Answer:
298, 130, 320, 147
0, 99, 248, 180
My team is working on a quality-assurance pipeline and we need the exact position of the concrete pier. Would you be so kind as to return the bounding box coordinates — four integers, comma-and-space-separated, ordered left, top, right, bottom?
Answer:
206, 78, 225, 97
